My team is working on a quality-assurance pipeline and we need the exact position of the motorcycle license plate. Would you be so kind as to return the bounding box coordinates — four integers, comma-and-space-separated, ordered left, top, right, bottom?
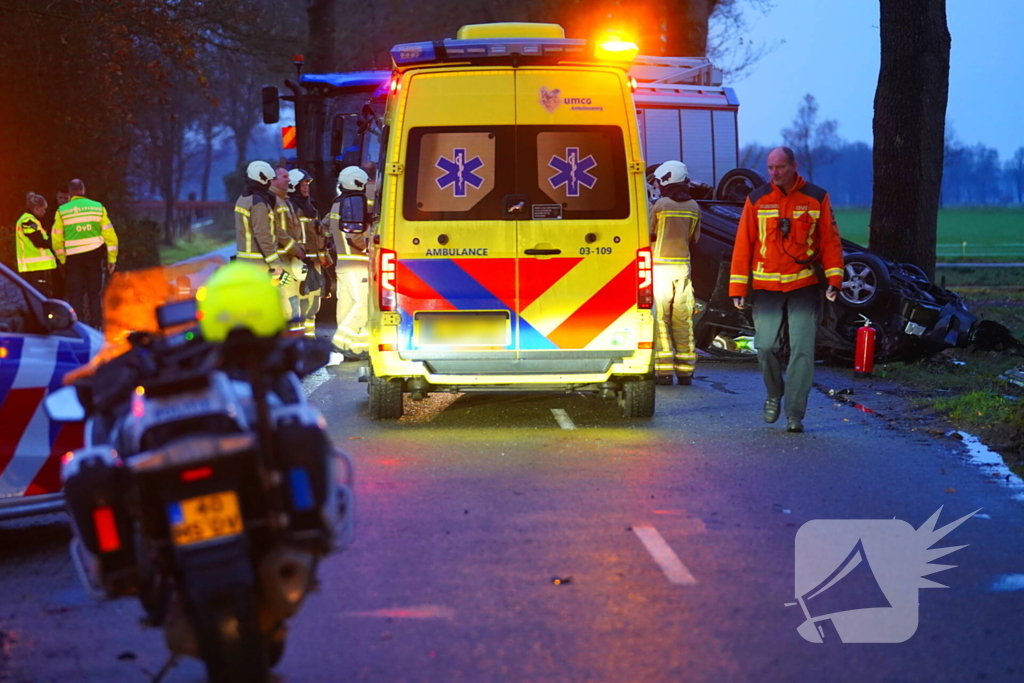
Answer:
168, 491, 243, 546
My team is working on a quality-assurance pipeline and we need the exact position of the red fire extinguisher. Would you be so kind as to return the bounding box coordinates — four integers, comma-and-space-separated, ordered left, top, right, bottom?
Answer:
854, 315, 876, 378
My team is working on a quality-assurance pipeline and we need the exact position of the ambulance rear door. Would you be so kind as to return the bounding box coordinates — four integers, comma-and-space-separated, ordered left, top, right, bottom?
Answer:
513, 69, 641, 366
395, 70, 520, 361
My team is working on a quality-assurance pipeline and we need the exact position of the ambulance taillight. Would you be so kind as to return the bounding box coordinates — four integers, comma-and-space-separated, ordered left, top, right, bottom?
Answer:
637, 248, 653, 309
379, 249, 397, 311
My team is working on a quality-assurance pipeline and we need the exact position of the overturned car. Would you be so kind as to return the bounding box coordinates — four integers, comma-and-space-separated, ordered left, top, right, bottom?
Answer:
683, 173, 982, 363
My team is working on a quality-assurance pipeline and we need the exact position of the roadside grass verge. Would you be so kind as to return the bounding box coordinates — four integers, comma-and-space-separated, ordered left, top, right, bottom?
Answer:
880, 266, 1024, 471
158, 228, 233, 265
834, 208, 1024, 262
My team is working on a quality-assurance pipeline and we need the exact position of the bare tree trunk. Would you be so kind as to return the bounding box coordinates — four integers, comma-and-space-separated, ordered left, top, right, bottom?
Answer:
233, 127, 251, 172
664, 0, 721, 56
201, 122, 214, 202
868, 0, 950, 281
307, 0, 337, 73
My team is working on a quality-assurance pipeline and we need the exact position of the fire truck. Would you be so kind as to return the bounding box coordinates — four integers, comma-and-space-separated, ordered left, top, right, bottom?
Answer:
261, 53, 760, 213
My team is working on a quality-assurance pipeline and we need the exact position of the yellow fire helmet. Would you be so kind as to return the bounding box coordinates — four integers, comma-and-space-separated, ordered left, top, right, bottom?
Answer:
195, 261, 286, 342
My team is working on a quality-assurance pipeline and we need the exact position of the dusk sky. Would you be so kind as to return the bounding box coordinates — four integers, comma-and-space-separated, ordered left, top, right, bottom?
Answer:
732, 0, 1024, 160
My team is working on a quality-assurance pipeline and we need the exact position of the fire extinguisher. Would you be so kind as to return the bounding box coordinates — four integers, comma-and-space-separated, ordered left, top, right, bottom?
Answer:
854, 315, 875, 378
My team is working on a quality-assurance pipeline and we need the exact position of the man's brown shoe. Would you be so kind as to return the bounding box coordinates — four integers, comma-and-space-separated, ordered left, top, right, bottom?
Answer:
763, 398, 781, 423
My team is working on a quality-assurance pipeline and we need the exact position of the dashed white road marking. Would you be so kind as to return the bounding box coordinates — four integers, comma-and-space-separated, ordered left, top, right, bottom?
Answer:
633, 525, 698, 585
551, 408, 576, 430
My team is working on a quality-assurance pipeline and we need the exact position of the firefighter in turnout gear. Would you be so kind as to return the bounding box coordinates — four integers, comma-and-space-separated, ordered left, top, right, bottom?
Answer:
269, 165, 307, 334
15, 193, 57, 298
288, 168, 329, 338
235, 161, 305, 332
649, 161, 701, 385
328, 166, 370, 358
51, 179, 118, 327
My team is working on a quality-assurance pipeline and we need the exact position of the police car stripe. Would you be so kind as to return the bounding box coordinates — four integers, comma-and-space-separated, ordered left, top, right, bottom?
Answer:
0, 336, 61, 494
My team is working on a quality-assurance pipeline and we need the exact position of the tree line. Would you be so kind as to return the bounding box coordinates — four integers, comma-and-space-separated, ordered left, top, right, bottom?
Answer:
741, 95, 1024, 208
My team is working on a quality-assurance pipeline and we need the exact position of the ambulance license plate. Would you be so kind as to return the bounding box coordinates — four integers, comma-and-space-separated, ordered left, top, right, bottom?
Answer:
168, 491, 243, 546
415, 312, 510, 346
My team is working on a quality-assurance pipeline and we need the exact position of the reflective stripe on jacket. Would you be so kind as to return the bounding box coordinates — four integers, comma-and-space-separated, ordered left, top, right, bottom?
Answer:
51, 196, 118, 264
15, 213, 57, 272
728, 175, 844, 297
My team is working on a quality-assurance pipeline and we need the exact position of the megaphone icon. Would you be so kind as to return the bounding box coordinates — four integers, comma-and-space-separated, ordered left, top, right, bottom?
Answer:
789, 538, 892, 642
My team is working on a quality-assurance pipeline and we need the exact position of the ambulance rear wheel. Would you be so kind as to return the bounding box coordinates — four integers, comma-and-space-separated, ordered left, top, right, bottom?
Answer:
369, 372, 403, 420
619, 378, 655, 418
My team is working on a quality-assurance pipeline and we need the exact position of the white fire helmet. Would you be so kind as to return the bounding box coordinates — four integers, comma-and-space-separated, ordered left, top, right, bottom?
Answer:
654, 160, 689, 186
338, 166, 369, 192
246, 160, 276, 185
288, 168, 312, 194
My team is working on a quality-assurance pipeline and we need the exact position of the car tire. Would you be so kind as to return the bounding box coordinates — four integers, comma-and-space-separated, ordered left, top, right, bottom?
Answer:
715, 168, 766, 202
839, 252, 890, 311
619, 378, 655, 418
368, 369, 403, 420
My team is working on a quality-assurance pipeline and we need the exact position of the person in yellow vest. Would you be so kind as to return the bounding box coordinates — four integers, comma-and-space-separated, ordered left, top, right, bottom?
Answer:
51, 179, 118, 327
649, 160, 701, 386
15, 193, 58, 297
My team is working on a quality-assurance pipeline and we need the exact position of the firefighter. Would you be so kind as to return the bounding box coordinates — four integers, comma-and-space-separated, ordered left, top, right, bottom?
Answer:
269, 165, 307, 333
729, 146, 844, 433
51, 179, 118, 328
327, 166, 371, 358
650, 160, 701, 385
288, 168, 330, 338
15, 193, 57, 297
235, 161, 304, 331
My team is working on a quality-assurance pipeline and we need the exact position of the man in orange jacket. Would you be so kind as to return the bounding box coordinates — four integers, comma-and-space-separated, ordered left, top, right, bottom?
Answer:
729, 147, 845, 432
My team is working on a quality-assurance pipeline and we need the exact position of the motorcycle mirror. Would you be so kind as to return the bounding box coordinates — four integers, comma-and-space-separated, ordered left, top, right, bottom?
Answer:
44, 386, 86, 423
156, 298, 198, 330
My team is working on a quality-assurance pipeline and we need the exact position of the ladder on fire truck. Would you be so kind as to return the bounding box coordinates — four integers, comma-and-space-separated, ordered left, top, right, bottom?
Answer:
630, 54, 725, 90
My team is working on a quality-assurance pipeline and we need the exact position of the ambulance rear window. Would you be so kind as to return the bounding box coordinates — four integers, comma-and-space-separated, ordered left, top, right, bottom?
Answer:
403, 125, 629, 221
522, 125, 629, 220
404, 126, 514, 221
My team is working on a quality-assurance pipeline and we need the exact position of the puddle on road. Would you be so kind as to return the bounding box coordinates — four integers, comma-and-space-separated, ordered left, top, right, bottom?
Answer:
955, 431, 1024, 502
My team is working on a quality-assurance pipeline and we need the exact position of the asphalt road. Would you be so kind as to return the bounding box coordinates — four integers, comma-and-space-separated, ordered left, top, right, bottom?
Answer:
2, 359, 1023, 682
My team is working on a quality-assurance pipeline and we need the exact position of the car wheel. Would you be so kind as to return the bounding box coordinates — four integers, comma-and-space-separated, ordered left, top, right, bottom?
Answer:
715, 168, 766, 202
618, 378, 655, 418
839, 252, 890, 311
368, 369, 403, 419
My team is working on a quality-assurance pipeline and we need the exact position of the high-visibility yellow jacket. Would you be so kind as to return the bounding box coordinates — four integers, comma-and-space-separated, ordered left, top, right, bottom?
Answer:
649, 193, 701, 266
729, 175, 844, 297
327, 192, 368, 257
15, 212, 57, 273
51, 196, 118, 264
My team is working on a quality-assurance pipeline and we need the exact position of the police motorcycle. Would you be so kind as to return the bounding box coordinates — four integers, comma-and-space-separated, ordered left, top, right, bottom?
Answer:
44, 262, 354, 682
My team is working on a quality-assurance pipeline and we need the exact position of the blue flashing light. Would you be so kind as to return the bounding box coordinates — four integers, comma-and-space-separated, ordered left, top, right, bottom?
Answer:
300, 70, 391, 90
391, 38, 589, 68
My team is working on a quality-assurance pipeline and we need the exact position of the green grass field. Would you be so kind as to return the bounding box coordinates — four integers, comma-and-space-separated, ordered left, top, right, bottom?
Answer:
833, 209, 1024, 261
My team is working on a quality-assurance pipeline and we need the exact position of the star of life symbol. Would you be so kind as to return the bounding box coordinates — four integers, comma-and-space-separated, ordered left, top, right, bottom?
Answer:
548, 147, 597, 197
788, 507, 976, 643
436, 148, 485, 198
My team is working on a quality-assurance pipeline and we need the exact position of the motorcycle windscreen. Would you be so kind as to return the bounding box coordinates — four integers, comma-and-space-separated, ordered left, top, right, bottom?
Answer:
513, 69, 639, 353
394, 72, 520, 354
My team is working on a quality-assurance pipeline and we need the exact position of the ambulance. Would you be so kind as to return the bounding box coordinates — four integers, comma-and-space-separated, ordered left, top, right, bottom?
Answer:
359, 22, 656, 419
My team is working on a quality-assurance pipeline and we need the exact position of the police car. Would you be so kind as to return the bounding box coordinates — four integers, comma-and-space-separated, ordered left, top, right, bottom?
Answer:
0, 262, 100, 520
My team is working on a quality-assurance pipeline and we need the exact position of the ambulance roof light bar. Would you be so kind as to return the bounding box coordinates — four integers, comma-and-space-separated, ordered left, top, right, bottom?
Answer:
391, 23, 638, 70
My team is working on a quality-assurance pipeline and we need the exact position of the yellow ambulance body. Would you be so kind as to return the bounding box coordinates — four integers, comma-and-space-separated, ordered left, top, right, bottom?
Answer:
366, 23, 655, 419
